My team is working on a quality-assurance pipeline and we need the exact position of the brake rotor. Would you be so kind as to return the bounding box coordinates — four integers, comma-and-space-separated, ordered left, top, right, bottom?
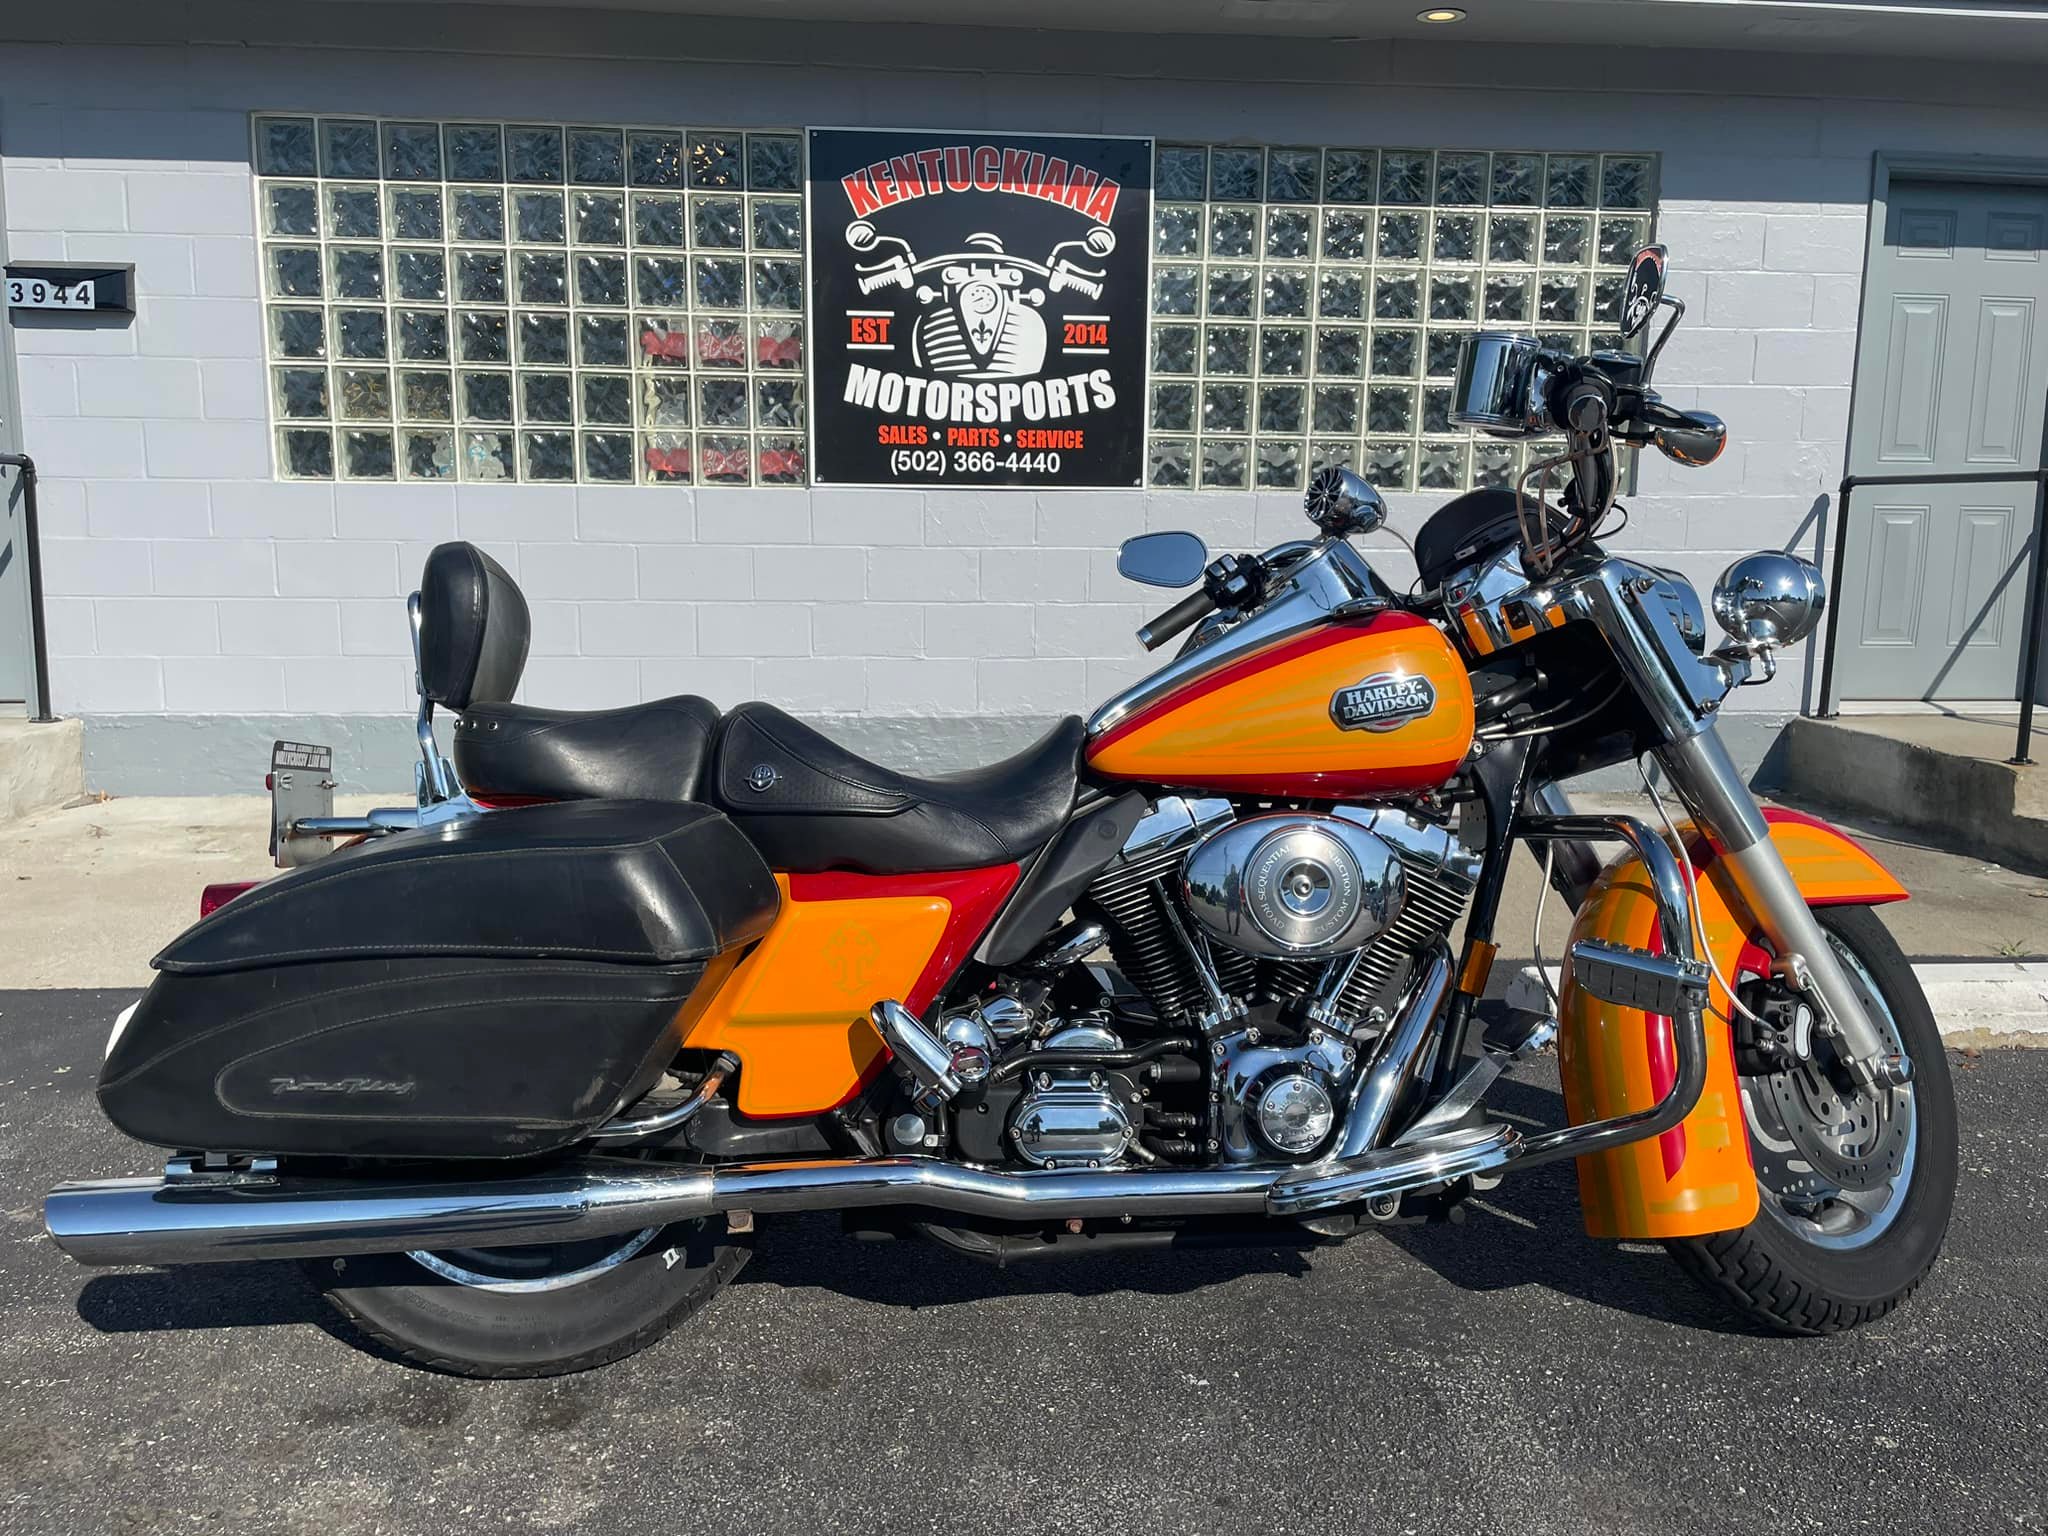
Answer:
1749, 1053, 1913, 1200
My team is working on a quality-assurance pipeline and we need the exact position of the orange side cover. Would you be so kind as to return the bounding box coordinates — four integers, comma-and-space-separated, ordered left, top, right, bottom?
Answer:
681, 865, 1017, 1118
1558, 810, 1906, 1241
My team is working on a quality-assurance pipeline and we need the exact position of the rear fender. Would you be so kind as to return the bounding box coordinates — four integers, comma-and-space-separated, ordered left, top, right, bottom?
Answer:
1557, 810, 1905, 1240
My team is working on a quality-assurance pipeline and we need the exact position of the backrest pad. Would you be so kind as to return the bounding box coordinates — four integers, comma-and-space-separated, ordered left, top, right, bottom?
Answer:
419, 541, 530, 709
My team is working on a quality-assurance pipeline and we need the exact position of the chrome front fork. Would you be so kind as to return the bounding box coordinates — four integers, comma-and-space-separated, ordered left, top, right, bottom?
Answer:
1654, 727, 1908, 1087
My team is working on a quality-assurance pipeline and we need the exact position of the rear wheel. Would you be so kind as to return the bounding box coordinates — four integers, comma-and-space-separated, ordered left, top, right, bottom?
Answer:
1667, 904, 1957, 1333
301, 1214, 748, 1378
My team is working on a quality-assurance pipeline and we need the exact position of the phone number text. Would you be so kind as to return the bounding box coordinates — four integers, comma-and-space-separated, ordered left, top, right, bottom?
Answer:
886, 450, 1066, 477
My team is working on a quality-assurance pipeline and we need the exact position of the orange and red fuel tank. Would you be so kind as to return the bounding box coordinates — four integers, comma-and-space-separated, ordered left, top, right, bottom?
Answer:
1085, 611, 1475, 797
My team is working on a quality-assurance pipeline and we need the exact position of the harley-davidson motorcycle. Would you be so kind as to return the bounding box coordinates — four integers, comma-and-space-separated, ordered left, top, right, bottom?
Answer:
44, 247, 1955, 1376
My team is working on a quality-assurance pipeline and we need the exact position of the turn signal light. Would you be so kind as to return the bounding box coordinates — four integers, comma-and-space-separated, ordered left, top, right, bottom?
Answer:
199, 881, 260, 917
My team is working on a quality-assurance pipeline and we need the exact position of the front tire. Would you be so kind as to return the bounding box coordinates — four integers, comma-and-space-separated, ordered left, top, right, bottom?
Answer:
1667, 904, 1957, 1333
301, 1214, 749, 1378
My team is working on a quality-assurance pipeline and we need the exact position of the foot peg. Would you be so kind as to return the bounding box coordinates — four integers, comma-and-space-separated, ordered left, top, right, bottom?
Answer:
1268, 1121, 1523, 1217
1568, 938, 1709, 1017
870, 1000, 962, 1107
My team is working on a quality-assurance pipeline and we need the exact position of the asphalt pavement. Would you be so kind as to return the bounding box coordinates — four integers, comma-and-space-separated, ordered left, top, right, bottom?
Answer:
3, 988, 2044, 1536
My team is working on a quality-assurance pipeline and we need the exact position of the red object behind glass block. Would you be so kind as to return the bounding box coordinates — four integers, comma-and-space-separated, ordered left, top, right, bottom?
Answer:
640, 325, 690, 364
758, 446, 806, 482
644, 444, 693, 480
756, 333, 802, 369
701, 442, 751, 480
695, 324, 747, 367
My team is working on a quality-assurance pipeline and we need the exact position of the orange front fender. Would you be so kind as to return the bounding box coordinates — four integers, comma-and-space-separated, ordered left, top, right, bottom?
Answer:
1557, 810, 1905, 1240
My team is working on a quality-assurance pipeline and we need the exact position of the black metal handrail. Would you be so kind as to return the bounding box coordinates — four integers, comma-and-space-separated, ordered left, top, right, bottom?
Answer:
0, 452, 53, 724
1814, 465, 2046, 767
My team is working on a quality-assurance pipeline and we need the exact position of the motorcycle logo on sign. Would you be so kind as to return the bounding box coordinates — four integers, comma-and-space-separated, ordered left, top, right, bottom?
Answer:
807, 128, 1152, 489
1330, 673, 1438, 733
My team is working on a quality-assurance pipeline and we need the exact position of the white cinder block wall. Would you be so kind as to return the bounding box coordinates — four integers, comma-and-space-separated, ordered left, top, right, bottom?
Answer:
6, 13, 2047, 790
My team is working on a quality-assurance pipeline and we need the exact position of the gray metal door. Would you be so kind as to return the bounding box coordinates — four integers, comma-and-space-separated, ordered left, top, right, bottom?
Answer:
1837, 178, 2048, 703
0, 168, 31, 711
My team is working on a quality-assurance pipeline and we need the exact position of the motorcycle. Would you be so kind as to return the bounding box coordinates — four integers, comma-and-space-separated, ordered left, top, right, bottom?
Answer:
44, 247, 1955, 1376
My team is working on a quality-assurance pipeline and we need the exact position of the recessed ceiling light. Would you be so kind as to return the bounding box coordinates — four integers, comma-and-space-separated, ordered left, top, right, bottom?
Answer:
1417, 7, 1466, 20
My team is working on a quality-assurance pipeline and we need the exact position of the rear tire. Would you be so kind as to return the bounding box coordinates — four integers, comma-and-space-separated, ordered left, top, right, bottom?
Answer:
1666, 905, 1957, 1334
301, 1215, 749, 1378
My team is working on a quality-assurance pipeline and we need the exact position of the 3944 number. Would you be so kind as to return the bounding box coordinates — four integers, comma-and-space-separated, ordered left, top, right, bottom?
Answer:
5, 277, 94, 311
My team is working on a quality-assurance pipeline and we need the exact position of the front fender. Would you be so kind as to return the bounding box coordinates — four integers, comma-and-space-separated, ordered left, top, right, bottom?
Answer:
1557, 810, 1905, 1240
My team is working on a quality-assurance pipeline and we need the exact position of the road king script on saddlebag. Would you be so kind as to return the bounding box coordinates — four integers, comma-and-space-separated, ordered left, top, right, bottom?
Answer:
806, 128, 1152, 488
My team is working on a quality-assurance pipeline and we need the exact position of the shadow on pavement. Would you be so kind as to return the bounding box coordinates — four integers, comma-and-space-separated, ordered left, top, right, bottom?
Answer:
76, 1261, 329, 1333
1372, 1074, 1769, 1335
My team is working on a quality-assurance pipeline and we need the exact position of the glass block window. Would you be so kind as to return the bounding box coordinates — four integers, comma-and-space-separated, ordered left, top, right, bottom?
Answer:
1146, 145, 1656, 493
254, 115, 808, 486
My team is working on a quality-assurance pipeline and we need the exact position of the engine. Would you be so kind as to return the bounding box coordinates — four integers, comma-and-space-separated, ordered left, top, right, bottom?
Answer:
1084, 797, 1479, 1035
922, 796, 1479, 1173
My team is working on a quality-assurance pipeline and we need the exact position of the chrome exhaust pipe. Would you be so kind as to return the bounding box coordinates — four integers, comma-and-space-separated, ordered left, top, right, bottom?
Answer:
43, 1160, 720, 1268
45, 1155, 1279, 1269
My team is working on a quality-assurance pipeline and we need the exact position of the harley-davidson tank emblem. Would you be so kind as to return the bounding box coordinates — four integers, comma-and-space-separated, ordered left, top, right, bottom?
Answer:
1330, 672, 1437, 733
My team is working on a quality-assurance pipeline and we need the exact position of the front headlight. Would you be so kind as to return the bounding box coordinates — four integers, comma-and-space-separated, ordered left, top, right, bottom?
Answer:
1711, 551, 1826, 649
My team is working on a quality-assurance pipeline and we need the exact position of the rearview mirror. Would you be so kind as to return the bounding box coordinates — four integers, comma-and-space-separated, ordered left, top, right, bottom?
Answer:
1117, 530, 1209, 589
1619, 245, 1668, 339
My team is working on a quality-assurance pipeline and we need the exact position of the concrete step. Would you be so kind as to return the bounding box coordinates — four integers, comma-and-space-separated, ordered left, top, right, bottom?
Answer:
0, 716, 83, 823
1774, 714, 2048, 876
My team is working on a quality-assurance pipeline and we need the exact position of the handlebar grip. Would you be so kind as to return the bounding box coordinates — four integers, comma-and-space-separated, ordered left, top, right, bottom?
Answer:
1136, 589, 1217, 651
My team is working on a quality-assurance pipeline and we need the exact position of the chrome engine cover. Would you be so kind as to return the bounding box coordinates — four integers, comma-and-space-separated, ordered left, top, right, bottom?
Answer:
1007, 1077, 1140, 1169
1182, 813, 1406, 959
1214, 1024, 1358, 1163
1004, 1021, 1143, 1169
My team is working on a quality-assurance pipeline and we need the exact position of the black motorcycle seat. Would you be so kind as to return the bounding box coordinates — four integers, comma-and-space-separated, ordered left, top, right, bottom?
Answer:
711, 702, 1084, 874
453, 695, 722, 804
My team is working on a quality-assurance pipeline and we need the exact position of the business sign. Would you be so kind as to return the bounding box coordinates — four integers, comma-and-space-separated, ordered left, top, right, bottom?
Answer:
805, 128, 1152, 489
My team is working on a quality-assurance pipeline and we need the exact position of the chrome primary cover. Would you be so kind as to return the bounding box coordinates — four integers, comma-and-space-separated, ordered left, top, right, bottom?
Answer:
1182, 813, 1406, 959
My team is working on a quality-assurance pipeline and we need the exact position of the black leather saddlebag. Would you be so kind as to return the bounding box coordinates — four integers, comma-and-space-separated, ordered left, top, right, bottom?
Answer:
99, 800, 779, 1160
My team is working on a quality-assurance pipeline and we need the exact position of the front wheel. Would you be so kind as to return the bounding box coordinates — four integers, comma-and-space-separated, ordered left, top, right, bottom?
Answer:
1666, 904, 1957, 1333
301, 1213, 749, 1378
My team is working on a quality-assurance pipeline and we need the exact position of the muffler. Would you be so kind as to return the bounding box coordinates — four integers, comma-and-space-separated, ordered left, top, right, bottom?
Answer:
43, 1160, 719, 1268
44, 1156, 1281, 1268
